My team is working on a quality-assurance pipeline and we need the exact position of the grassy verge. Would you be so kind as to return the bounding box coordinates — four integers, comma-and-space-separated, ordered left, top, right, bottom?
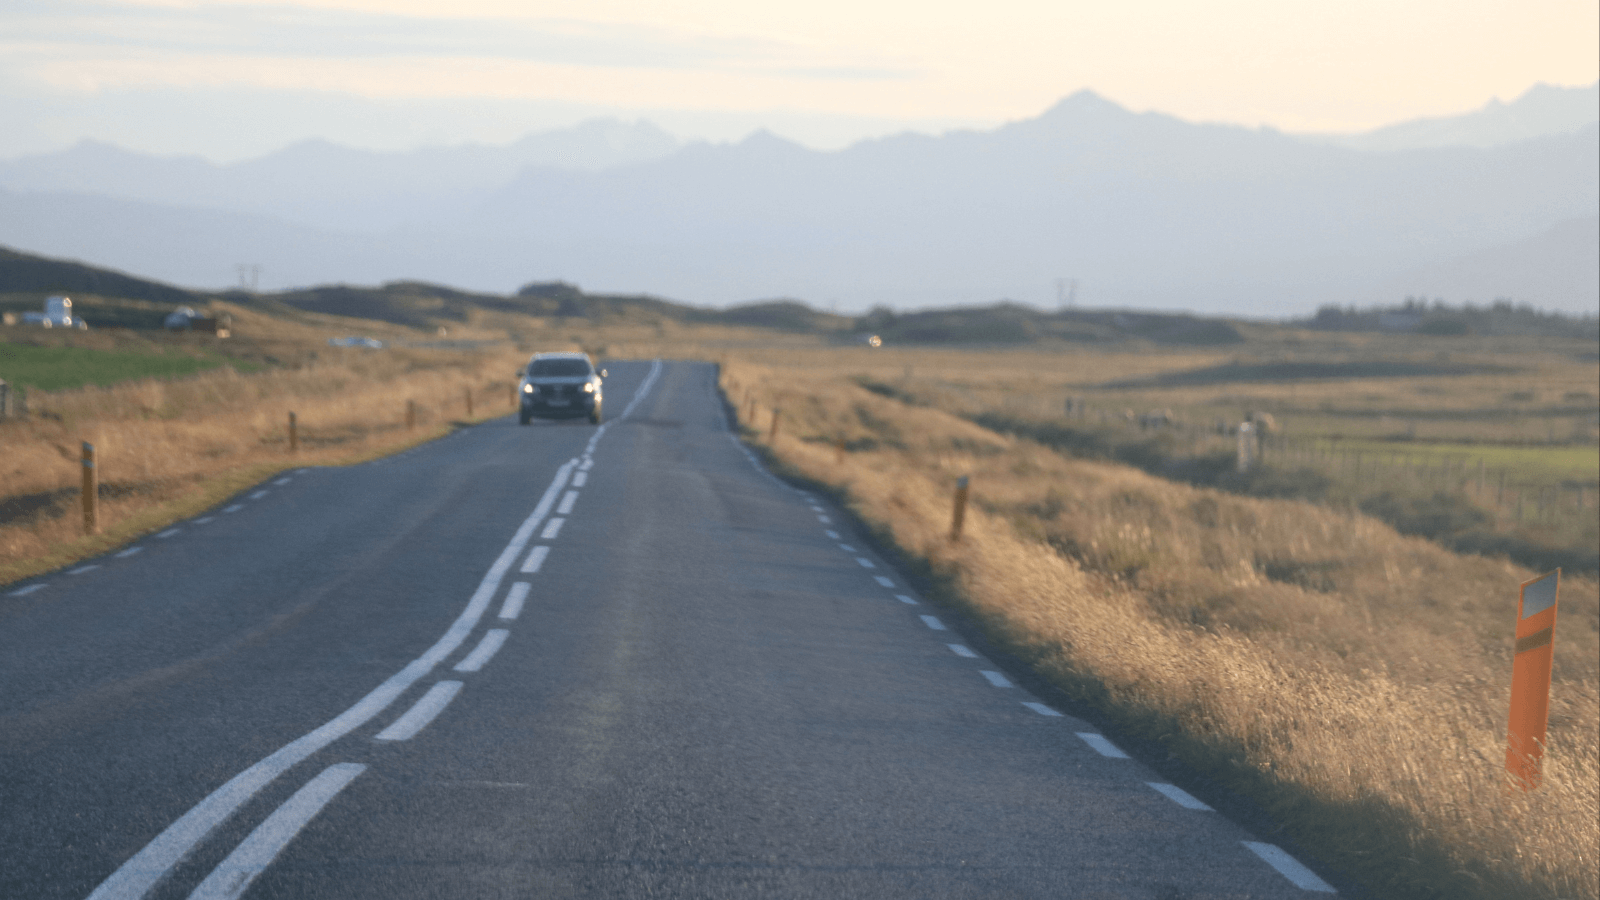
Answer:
723, 359, 1598, 900
0, 341, 251, 391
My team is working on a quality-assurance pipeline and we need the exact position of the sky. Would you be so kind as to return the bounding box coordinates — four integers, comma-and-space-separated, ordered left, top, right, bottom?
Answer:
1, 0, 1597, 160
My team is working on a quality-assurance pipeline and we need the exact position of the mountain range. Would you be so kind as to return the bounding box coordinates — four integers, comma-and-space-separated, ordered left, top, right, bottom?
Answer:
0, 84, 1594, 315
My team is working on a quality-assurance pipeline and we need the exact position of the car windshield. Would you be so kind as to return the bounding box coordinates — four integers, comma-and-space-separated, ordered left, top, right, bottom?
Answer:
528, 358, 591, 377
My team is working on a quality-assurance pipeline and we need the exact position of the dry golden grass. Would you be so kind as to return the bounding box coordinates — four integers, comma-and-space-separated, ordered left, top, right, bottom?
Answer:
0, 307, 816, 586
723, 355, 1599, 900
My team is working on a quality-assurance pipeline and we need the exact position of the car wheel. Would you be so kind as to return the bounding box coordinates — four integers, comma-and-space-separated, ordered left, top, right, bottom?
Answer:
519, 411, 532, 425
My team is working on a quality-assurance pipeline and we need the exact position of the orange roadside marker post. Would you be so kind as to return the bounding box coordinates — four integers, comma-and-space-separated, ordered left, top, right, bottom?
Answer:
1506, 569, 1560, 790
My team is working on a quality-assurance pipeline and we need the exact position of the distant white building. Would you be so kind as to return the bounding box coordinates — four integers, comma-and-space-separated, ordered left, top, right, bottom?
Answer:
21, 295, 88, 329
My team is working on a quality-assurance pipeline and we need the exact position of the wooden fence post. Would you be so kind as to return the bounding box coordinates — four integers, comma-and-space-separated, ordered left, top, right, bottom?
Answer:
768, 408, 780, 441
288, 411, 298, 452
406, 399, 417, 430
950, 475, 970, 541
466, 387, 474, 418
81, 441, 98, 534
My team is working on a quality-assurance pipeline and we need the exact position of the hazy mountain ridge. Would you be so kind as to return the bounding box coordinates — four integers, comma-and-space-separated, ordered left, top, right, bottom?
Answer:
0, 91, 1594, 313
1320, 82, 1599, 152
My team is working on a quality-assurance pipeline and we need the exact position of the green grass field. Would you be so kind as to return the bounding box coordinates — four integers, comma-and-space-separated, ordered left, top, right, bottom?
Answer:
0, 342, 250, 391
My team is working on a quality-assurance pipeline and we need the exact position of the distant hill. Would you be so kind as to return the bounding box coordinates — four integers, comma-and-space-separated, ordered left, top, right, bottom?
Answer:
2, 244, 1263, 345
1300, 298, 1598, 340
0, 244, 198, 304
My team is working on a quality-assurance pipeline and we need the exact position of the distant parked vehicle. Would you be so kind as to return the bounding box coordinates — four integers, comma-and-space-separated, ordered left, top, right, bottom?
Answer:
165, 307, 233, 337
518, 352, 605, 425
21, 295, 88, 329
328, 336, 385, 348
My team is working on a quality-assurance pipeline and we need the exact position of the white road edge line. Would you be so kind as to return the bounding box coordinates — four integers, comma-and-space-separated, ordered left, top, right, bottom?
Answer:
1242, 842, 1338, 893
1076, 732, 1131, 759
187, 763, 366, 900
838, 544, 856, 552
1022, 702, 1063, 717
249, 491, 268, 500
116, 547, 144, 558
874, 576, 894, 588
948, 644, 977, 658
816, 515, 830, 523
500, 582, 530, 620
824, 530, 839, 539
454, 629, 510, 673
919, 615, 946, 631
376, 680, 464, 741
273, 478, 292, 486
195, 517, 214, 525
540, 518, 565, 540
557, 491, 578, 515
223, 505, 243, 513
8, 583, 47, 596
572, 471, 588, 487
69, 565, 101, 575
85, 458, 578, 900
980, 670, 1013, 688
157, 529, 180, 539
520, 546, 550, 574
1146, 782, 1214, 811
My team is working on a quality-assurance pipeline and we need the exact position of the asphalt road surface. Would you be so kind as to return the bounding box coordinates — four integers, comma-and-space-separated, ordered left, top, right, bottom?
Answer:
1, 360, 1339, 899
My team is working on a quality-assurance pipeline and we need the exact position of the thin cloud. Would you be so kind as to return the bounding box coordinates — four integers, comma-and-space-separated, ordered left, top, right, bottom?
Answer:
2, 0, 870, 73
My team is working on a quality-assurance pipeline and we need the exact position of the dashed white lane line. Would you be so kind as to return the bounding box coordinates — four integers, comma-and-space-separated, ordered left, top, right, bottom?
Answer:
68, 564, 101, 575
895, 594, 918, 605
919, 615, 946, 631
499, 582, 530, 620
224, 505, 244, 513
824, 530, 840, 539
557, 491, 578, 515
85, 459, 578, 900
375, 681, 464, 742
579, 458, 594, 472
273, 477, 292, 486
1147, 782, 1213, 811
572, 471, 588, 487
454, 629, 509, 673
187, 763, 367, 900
8, 583, 47, 597
1243, 842, 1338, 893
195, 517, 215, 525
874, 576, 895, 588
1076, 732, 1131, 759
1023, 702, 1063, 717
838, 543, 856, 552
157, 528, 181, 539
115, 547, 143, 558
520, 546, 550, 574
948, 644, 977, 658
540, 518, 565, 540
980, 670, 1013, 688
855, 557, 875, 568
816, 515, 831, 523
249, 490, 268, 500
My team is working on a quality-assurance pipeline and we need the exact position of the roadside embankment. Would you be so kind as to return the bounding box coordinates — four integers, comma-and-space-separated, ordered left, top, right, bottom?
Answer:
722, 358, 1598, 900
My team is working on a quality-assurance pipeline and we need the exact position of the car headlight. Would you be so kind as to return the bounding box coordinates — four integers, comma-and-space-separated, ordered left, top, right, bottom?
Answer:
583, 382, 595, 393
522, 383, 534, 393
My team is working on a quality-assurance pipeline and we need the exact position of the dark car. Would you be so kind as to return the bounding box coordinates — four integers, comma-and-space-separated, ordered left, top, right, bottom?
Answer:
518, 352, 604, 424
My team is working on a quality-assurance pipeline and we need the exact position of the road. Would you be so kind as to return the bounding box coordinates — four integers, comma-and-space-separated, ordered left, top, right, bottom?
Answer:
1, 360, 1338, 899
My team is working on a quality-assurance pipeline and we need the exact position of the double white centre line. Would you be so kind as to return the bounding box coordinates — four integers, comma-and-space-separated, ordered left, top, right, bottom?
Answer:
86, 459, 577, 900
